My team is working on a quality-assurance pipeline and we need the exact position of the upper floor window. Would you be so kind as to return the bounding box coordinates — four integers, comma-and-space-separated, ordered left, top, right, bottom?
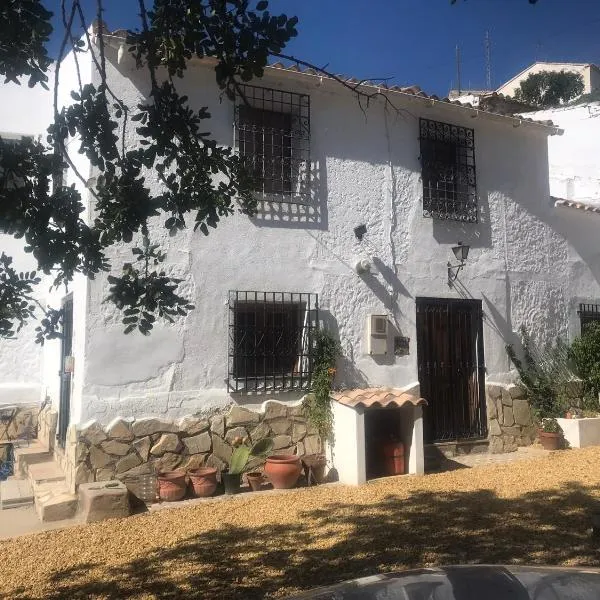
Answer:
419, 118, 477, 223
227, 290, 318, 393
578, 303, 600, 333
234, 85, 310, 204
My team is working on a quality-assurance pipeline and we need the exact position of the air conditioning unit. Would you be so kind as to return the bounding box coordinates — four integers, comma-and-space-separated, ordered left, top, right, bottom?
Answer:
367, 314, 388, 355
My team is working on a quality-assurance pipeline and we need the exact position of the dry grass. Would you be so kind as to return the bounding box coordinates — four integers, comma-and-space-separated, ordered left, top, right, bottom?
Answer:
1, 448, 600, 599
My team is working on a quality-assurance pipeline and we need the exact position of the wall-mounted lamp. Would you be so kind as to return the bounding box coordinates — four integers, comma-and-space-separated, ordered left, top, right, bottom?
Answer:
354, 224, 367, 241
447, 241, 470, 286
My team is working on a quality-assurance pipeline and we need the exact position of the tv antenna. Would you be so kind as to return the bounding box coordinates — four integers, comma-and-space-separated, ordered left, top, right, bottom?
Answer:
485, 30, 492, 90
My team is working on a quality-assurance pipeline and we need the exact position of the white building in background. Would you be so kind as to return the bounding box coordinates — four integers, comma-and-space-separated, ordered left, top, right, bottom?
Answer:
497, 61, 600, 97
4, 27, 600, 500
0, 74, 53, 405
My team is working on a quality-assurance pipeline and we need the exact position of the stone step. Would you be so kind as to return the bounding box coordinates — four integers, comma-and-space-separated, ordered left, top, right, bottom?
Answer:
33, 480, 78, 522
13, 440, 52, 479
27, 460, 66, 487
0, 476, 34, 509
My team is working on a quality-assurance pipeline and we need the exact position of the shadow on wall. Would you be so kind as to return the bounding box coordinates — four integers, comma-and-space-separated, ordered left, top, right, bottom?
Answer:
18, 482, 600, 600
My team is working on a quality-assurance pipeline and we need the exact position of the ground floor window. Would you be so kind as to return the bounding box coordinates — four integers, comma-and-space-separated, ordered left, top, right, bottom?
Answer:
578, 303, 600, 333
227, 291, 318, 392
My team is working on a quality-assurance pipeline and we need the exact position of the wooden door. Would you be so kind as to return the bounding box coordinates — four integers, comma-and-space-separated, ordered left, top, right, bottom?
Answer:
416, 298, 486, 443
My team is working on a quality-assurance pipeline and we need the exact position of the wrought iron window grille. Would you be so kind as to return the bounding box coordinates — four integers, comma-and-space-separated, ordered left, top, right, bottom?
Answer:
234, 84, 311, 204
578, 303, 600, 333
227, 291, 318, 393
419, 118, 478, 223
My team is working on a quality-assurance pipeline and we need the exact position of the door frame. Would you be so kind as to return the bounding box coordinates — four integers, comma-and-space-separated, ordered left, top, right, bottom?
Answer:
57, 294, 74, 448
415, 296, 487, 443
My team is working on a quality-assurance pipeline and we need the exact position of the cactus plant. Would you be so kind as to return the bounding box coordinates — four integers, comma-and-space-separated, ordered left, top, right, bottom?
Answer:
228, 437, 274, 475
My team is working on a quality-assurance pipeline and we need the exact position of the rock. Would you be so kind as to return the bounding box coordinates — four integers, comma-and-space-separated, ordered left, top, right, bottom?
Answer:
210, 414, 225, 437
76, 442, 89, 462
296, 441, 305, 456
154, 452, 181, 472
225, 427, 249, 445
117, 462, 153, 479
180, 454, 208, 471
272, 435, 292, 450
106, 418, 135, 441
303, 435, 321, 455
101, 440, 132, 456
269, 419, 291, 435
131, 418, 178, 437
306, 422, 319, 436
150, 433, 182, 456
501, 426, 524, 437
503, 435, 518, 453
489, 436, 504, 454
115, 452, 142, 474
75, 462, 93, 485
513, 399, 533, 426
508, 385, 526, 400
211, 435, 232, 464
205, 454, 226, 474
488, 419, 502, 437
178, 416, 210, 436
95, 467, 115, 482
496, 398, 504, 424
263, 401, 288, 420
486, 385, 503, 401
291, 422, 307, 442
78, 481, 130, 523
79, 421, 107, 446
249, 422, 271, 442
183, 432, 211, 455
226, 405, 260, 428
501, 389, 513, 407
67, 424, 78, 445
133, 436, 152, 462
288, 403, 305, 418
503, 405, 515, 427
487, 399, 497, 420
89, 445, 114, 469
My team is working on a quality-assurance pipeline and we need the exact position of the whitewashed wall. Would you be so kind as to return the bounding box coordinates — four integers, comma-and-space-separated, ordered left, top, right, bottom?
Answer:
526, 103, 600, 206
63, 49, 600, 426
0, 75, 53, 404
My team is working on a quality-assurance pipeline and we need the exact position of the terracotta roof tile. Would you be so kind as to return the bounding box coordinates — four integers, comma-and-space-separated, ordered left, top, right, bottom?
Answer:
332, 387, 427, 409
553, 197, 600, 214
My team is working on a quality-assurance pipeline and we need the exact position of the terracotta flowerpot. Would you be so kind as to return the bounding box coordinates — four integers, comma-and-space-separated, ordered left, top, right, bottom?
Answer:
157, 470, 187, 502
188, 467, 217, 498
222, 471, 241, 495
264, 454, 302, 489
383, 441, 405, 476
539, 430, 562, 451
246, 472, 264, 492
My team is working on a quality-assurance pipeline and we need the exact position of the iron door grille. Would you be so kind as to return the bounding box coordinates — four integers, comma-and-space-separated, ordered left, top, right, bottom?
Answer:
227, 291, 318, 393
57, 296, 73, 448
578, 303, 600, 333
234, 84, 310, 204
419, 118, 477, 223
416, 298, 487, 443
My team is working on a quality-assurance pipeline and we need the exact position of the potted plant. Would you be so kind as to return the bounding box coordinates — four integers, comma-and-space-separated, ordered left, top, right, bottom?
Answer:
538, 418, 563, 451
264, 454, 303, 489
157, 470, 187, 502
222, 437, 273, 495
188, 467, 218, 498
245, 471, 264, 492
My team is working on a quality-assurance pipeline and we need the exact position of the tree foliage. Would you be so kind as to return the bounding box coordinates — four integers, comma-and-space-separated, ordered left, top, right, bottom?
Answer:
0, 0, 298, 339
568, 322, 600, 406
514, 70, 585, 108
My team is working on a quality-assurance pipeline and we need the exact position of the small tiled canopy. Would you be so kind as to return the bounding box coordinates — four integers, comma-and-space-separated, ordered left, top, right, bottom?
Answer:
331, 388, 427, 409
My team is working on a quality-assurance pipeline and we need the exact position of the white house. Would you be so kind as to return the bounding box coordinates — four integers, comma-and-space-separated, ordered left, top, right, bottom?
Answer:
497, 61, 600, 97
3, 28, 600, 512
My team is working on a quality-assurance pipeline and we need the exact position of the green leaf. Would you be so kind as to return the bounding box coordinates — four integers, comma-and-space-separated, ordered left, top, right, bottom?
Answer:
229, 445, 251, 474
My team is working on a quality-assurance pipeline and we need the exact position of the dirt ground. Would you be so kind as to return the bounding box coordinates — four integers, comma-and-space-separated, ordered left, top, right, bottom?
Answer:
1, 447, 599, 599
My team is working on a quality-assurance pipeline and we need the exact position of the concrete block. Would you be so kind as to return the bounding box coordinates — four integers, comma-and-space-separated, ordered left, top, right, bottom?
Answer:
78, 480, 130, 523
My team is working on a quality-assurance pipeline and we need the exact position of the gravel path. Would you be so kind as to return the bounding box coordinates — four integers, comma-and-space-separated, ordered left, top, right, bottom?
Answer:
1, 447, 600, 599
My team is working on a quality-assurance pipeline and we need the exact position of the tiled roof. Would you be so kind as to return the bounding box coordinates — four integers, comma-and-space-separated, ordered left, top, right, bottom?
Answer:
332, 388, 427, 409
267, 62, 559, 132
553, 197, 600, 214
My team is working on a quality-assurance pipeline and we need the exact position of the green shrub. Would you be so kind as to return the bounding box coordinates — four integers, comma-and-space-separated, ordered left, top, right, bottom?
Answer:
568, 322, 600, 410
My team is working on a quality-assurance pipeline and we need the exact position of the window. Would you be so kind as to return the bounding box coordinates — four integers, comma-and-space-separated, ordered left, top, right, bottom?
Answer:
419, 118, 477, 223
227, 291, 318, 392
234, 85, 310, 203
578, 303, 600, 333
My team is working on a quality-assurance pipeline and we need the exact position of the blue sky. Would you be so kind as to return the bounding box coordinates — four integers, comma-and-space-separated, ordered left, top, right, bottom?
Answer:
46, 0, 600, 96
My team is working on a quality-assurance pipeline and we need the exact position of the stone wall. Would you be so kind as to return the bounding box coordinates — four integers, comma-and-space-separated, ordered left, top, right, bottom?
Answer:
70, 401, 320, 489
38, 403, 58, 450
0, 403, 39, 442
486, 383, 536, 453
